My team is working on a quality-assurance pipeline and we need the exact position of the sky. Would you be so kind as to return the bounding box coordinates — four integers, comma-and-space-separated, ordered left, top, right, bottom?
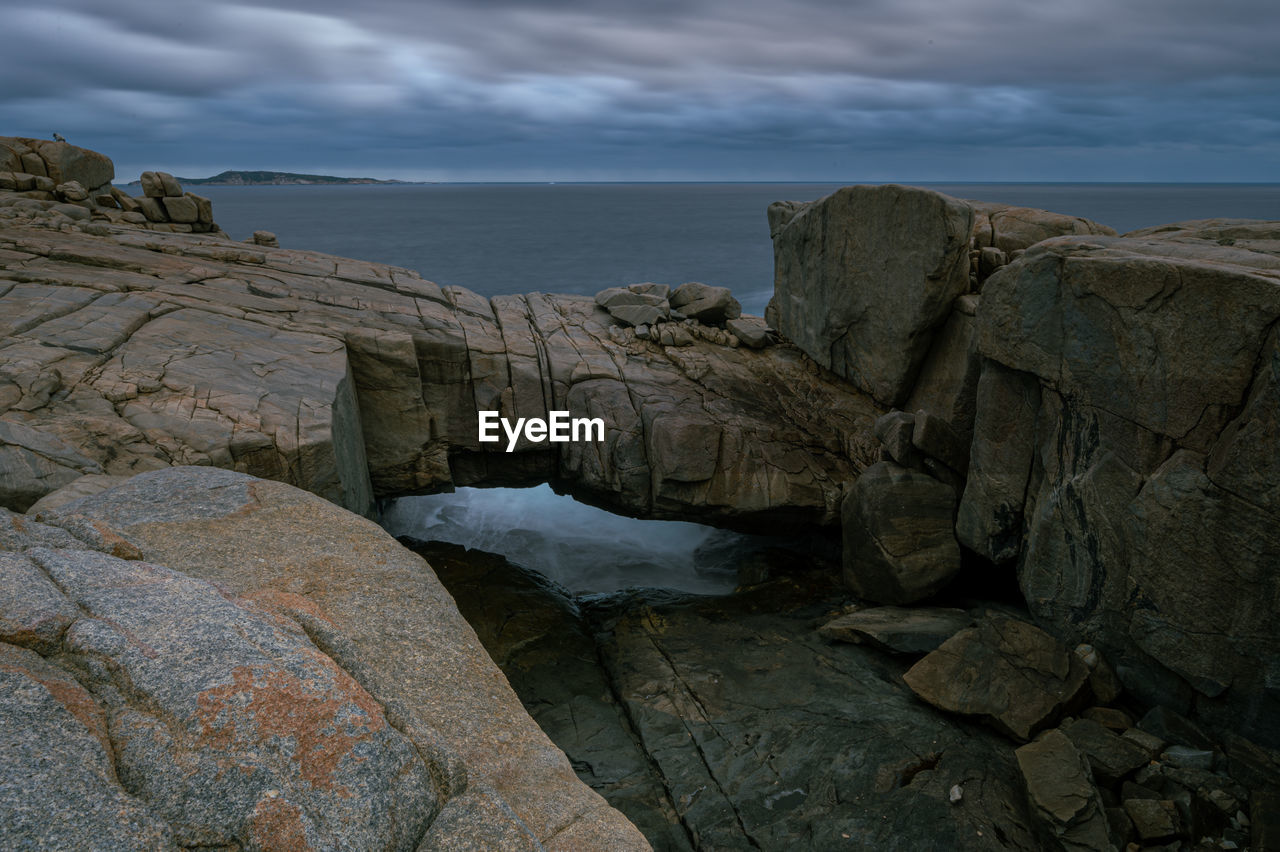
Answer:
3, 0, 1278, 182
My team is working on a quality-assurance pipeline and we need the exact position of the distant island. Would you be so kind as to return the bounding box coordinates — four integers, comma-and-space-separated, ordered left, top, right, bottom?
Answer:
127, 170, 416, 186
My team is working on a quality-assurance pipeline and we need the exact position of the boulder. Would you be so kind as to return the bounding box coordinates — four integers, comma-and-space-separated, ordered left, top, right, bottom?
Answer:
252, 229, 279, 247
1122, 798, 1180, 842
1016, 729, 1115, 851
725, 316, 773, 348
160, 194, 199, 223
627, 282, 669, 299
1060, 718, 1152, 784
841, 461, 961, 605
770, 184, 974, 406
135, 195, 166, 222
55, 180, 88, 202
968, 200, 1116, 254
903, 617, 1090, 741
817, 605, 972, 654
24, 467, 649, 850
667, 281, 740, 324
138, 171, 166, 198
966, 229, 1280, 745
2, 138, 114, 189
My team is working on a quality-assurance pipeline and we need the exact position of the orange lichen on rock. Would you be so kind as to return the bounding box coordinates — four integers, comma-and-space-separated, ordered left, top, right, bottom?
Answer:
194, 657, 387, 793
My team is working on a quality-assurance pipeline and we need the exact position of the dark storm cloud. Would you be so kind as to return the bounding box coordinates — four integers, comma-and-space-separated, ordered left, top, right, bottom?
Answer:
3, 0, 1277, 179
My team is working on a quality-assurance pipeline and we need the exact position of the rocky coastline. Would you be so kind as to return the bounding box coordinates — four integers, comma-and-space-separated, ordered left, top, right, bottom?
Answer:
2, 137, 1278, 850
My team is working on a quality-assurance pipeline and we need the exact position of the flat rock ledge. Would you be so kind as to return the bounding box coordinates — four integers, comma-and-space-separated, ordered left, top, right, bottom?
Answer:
1, 465, 649, 851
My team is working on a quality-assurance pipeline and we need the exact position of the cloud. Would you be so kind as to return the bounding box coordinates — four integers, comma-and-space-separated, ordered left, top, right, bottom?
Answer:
3, 0, 1278, 179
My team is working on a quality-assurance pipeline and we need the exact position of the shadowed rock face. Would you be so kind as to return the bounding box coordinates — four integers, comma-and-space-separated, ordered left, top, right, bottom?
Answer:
0, 217, 881, 529
1, 466, 649, 851
960, 225, 1280, 747
421, 539, 1041, 852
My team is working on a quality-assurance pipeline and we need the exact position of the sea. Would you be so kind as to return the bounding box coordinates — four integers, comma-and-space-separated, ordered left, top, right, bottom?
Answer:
198, 182, 1280, 594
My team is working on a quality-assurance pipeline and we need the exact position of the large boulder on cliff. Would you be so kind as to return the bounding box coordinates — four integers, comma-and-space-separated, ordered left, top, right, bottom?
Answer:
7, 466, 649, 850
769, 184, 974, 407
0, 137, 114, 190
961, 227, 1280, 746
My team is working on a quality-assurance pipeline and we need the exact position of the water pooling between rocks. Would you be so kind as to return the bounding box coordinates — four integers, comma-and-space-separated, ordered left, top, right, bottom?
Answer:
382, 485, 790, 595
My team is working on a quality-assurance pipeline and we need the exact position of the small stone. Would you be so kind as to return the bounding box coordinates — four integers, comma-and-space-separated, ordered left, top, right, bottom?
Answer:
55, 180, 88, 201
725, 316, 774, 349
1122, 799, 1180, 841
1121, 728, 1167, 759
873, 410, 917, 466
634, 324, 650, 340
1082, 706, 1134, 732
627, 282, 670, 299
911, 410, 968, 475
949, 784, 963, 804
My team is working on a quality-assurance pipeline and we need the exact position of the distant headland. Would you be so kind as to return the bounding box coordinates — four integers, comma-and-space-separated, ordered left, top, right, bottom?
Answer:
126, 169, 417, 186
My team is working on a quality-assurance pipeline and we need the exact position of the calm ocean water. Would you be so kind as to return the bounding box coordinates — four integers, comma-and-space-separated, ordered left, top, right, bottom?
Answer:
199, 181, 1278, 592
199, 182, 1280, 317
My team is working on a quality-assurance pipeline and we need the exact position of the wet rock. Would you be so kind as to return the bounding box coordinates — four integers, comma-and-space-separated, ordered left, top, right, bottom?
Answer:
904, 616, 1090, 741
817, 605, 972, 654
1016, 729, 1115, 851
841, 461, 961, 605
770, 184, 973, 406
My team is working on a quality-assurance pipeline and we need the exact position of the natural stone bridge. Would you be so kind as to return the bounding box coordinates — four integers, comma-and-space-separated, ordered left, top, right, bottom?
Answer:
0, 219, 881, 528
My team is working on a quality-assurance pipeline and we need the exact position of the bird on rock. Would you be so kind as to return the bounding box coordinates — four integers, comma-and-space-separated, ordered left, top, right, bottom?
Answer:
52, 132, 66, 142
